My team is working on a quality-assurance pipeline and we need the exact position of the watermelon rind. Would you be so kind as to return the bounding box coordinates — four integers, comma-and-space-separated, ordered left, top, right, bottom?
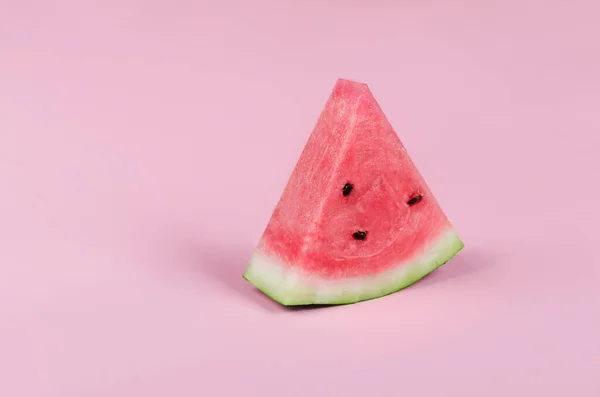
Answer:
243, 227, 464, 306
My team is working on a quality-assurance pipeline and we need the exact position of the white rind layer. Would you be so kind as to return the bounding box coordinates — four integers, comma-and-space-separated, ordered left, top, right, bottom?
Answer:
243, 226, 464, 306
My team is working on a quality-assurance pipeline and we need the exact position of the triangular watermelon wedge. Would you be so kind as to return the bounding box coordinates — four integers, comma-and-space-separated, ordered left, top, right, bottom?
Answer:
243, 78, 464, 306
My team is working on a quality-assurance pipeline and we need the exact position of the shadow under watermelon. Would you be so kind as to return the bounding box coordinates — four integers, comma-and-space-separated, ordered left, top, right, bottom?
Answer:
410, 246, 487, 289
197, 246, 485, 311
190, 242, 287, 312
187, 237, 487, 312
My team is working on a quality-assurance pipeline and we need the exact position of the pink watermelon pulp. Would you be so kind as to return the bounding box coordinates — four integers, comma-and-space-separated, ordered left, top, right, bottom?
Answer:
243, 78, 464, 305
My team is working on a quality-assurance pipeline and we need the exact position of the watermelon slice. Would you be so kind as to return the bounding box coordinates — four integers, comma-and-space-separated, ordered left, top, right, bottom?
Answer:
243, 78, 464, 306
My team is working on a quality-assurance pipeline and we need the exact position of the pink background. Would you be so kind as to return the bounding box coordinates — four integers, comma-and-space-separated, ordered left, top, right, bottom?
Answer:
1, 1, 599, 396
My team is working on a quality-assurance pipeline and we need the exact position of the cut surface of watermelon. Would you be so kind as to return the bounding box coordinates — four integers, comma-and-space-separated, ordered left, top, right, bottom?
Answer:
243, 78, 464, 306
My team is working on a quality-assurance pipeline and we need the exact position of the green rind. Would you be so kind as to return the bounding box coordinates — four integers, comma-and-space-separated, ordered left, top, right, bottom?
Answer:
243, 228, 464, 306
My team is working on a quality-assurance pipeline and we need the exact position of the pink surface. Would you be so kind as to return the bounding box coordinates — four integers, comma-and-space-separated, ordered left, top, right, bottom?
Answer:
1, 1, 599, 396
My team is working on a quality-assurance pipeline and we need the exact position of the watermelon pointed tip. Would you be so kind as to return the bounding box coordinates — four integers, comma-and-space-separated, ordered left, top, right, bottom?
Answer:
335, 77, 369, 89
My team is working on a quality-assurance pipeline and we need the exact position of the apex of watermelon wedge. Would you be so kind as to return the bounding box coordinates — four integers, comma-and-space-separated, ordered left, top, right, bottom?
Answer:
243, 78, 464, 306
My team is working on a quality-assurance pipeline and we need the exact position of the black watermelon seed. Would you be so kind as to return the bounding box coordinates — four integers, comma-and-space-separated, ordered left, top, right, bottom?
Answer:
342, 183, 354, 196
407, 194, 423, 206
353, 230, 368, 240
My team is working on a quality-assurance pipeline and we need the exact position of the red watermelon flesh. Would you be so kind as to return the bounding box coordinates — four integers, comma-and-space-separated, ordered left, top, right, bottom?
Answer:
243, 78, 464, 305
